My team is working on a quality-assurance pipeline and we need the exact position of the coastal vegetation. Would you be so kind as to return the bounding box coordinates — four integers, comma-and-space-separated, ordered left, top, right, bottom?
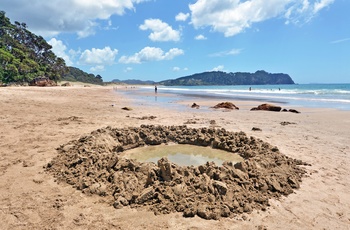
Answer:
62, 67, 103, 85
0, 11, 67, 84
0, 11, 102, 85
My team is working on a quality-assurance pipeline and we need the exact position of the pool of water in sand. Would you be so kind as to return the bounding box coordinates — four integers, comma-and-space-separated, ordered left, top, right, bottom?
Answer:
121, 144, 244, 166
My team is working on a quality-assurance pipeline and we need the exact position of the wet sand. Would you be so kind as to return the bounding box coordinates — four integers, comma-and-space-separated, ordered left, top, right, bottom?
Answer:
0, 86, 350, 229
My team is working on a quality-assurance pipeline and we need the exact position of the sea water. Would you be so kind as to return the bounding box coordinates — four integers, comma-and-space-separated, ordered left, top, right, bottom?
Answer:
136, 84, 350, 110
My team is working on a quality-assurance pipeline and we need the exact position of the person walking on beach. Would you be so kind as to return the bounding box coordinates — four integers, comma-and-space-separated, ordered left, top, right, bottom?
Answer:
155, 85, 157, 93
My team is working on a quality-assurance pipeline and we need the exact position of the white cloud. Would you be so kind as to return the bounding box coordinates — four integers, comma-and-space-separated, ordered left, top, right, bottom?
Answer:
1, 0, 149, 37
330, 38, 350, 44
68, 48, 82, 60
285, 0, 335, 24
119, 47, 184, 64
140, 19, 181, 42
90, 65, 105, 72
173, 66, 188, 71
175, 12, 190, 21
48, 38, 73, 66
189, 0, 289, 37
79, 47, 118, 65
212, 65, 225, 71
189, 0, 335, 37
313, 0, 334, 14
124, 67, 133, 72
209, 48, 242, 57
77, 21, 98, 38
195, 34, 207, 40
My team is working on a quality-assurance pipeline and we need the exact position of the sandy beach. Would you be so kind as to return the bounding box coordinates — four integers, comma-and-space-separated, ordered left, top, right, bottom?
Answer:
1, 86, 349, 230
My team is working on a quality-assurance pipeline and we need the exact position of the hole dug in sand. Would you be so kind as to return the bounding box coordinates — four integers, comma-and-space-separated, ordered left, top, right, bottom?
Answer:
46, 125, 308, 220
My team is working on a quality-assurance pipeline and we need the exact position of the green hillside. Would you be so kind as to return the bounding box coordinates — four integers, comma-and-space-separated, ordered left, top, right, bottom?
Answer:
159, 70, 295, 86
62, 67, 103, 85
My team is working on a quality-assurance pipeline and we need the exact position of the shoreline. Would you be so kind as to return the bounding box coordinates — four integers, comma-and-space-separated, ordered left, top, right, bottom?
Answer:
127, 84, 350, 111
0, 86, 349, 229
117, 86, 340, 113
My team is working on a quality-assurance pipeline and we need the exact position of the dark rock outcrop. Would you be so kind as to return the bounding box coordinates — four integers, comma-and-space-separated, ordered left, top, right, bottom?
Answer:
191, 103, 200, 109
288, 109, 300, 114
29, 77, 57, 87
61, 82, 71, 87
212, 102, 239, 110
251, 104, 282, 112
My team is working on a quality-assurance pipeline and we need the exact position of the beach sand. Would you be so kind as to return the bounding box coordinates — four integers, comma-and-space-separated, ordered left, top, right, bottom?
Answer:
0, 86, 349, 229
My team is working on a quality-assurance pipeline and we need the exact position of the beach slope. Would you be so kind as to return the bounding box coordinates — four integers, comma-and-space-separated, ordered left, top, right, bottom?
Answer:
0, 86, 349, 229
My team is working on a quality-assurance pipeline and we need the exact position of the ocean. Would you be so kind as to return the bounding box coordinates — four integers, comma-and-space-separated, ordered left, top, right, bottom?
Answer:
131, 84, 350, 110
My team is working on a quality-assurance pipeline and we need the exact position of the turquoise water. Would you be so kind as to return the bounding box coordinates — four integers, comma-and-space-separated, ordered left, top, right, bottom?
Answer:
137, 84, 350, 110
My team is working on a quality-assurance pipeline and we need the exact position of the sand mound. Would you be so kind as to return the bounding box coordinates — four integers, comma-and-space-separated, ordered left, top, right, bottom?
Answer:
46, 125, 307, 220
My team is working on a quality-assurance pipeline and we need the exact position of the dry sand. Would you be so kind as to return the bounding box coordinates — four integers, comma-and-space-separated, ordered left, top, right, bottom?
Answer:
0, 86, 349, 229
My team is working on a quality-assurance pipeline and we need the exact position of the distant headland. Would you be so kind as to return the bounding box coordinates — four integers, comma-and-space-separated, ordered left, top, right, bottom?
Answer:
113, 70, 295, 86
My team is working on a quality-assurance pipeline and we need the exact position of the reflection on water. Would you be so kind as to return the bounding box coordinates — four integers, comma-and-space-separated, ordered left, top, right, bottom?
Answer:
121, 144, 243, 166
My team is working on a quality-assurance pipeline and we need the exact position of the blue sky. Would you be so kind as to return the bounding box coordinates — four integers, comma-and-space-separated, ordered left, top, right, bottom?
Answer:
2, 0, 349, 83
